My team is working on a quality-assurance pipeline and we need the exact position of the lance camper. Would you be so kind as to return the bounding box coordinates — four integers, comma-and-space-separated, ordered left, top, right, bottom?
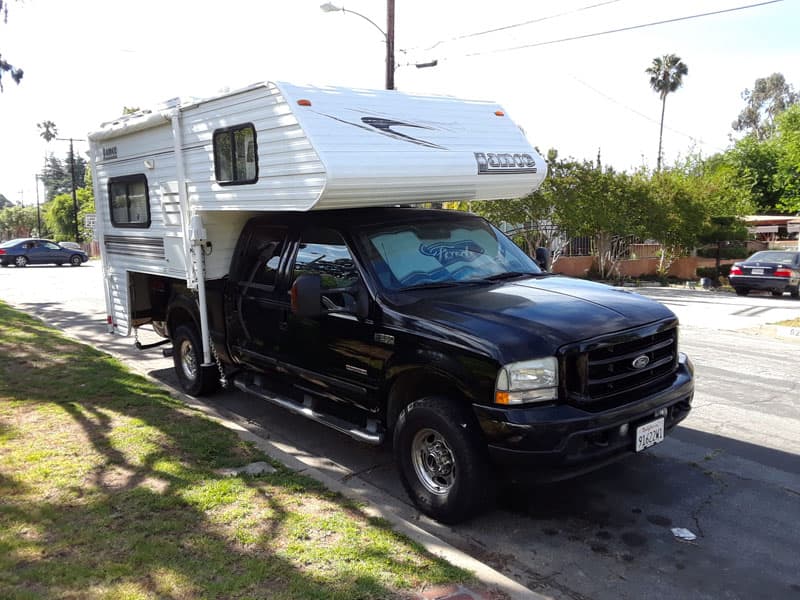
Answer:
90, 82, 693, 523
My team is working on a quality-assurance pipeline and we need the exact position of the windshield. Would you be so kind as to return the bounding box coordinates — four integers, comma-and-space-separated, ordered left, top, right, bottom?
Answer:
358, 216, 541, 291
747, 251, 798, 264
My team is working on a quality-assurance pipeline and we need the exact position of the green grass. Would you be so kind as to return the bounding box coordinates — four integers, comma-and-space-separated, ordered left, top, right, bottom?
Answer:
0, 300, 473, 599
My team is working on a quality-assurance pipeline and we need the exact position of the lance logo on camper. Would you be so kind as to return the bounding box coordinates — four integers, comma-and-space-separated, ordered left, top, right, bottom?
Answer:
474, 152, 538, 175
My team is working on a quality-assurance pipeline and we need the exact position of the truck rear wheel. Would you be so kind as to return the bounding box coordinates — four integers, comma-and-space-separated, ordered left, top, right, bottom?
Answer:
172, 324, 219, 396
393, 396, 492, 523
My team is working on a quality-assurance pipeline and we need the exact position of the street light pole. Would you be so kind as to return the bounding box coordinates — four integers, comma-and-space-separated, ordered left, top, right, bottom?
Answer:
321, 1, 395, 90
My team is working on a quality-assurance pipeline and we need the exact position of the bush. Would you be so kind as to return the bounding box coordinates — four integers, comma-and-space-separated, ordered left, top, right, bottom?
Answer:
697, 265, 732, 279
696, 245, 749, 259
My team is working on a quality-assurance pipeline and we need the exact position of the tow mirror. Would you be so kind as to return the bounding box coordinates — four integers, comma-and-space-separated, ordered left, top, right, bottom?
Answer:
535, 247, 551, 272
291, 274, 322, 318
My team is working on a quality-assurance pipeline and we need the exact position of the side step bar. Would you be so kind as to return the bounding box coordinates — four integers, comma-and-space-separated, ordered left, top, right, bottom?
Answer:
233, 379, 384, 446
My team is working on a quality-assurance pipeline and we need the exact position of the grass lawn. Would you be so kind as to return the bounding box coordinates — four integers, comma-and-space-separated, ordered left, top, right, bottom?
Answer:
0, 301, 473, 599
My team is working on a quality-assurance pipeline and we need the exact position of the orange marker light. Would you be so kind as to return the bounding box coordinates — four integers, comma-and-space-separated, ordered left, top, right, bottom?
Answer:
297, 99, 312, 106
494, 110, 505, 117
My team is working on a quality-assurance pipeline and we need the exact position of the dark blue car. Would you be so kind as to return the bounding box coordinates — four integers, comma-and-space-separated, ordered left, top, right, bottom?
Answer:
0, 238, 89, 267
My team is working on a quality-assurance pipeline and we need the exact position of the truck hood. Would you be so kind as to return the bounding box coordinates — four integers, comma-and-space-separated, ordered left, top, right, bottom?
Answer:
388, 276, 676, 363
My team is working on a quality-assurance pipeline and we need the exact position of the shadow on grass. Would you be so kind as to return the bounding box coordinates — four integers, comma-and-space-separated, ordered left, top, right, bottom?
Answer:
0, 301, 467, 599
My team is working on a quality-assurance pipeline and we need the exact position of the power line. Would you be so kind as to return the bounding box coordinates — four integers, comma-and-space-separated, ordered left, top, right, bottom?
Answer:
569, 75, 701, 142
415, 0, 623, 52
427, 0, 784, 60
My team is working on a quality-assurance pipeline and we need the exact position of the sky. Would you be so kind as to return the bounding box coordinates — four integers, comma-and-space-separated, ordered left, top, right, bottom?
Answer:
1, 0, 798, 206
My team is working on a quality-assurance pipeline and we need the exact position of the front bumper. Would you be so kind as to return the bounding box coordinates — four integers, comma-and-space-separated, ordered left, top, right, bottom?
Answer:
473, 353, 694, 483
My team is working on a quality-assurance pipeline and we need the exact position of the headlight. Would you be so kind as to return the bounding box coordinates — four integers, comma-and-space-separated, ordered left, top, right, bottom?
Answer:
495, 357, 558, 405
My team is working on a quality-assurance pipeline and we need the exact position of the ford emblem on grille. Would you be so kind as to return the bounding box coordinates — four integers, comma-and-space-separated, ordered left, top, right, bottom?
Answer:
632, 355, 651, 369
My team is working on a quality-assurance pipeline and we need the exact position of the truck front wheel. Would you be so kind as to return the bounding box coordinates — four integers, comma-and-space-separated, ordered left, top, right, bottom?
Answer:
172, 324, 219, 396
393, 396, 492, 523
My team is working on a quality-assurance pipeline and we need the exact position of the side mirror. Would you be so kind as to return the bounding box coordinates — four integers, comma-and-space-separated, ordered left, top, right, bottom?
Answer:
291, 274, 322, 318
535, 247, 551, 272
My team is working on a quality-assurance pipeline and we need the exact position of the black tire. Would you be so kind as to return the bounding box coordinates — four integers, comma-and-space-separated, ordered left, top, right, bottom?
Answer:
14, 256, 28, 267
771, 290, 784, 297
172, 323, 219, 396
55, 262, 64, 266
0, 262, 8, 267
393, 396, 492, 524
734, 288, 748, 296
791, 286, 799, 299
69, 255, 82, 267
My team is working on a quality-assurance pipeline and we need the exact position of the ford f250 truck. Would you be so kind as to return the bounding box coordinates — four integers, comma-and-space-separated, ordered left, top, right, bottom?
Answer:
89, 82, 694, 522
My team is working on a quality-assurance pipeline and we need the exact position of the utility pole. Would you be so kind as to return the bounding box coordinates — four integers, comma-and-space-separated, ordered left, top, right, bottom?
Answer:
67, 138, 80, 243
34, 174, 42, 236
386, 0, 395, 90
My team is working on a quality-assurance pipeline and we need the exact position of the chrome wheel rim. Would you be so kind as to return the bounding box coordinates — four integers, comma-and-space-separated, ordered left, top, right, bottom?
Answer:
411, 428, 456, 495
15, 256, 26, 267
179, 339, 198, 381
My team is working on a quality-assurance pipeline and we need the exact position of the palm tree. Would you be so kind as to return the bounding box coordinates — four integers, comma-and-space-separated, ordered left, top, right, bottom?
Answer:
646, 54, 688, 171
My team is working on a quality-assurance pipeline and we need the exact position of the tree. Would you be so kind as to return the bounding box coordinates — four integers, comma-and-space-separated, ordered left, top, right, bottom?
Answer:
41, 153, 87, 201
646, 54, 688, 171
0, 205, 37, 238
0, 1, 24, 91
732, 73, 798, 141
772, 104, 800, 213
37, 120, 58, 142
551, 163, 649, 278
44, 188, 93, 241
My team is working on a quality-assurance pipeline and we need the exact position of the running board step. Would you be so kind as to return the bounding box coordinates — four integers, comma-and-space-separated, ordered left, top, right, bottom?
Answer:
233, 379, 384, 446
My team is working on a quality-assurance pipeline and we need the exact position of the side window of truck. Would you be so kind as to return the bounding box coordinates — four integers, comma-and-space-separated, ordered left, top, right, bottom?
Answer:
108, 174, 151, 228
292, 228, 359, 310
213, 123, 258, 185
238, 227, 287, 293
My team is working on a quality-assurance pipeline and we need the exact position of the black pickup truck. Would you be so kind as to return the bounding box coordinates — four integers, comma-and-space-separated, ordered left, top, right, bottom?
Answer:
160, 207, 694, 523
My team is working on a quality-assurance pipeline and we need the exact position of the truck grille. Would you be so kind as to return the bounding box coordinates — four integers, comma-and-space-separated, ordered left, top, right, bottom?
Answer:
563, 321, 678, 410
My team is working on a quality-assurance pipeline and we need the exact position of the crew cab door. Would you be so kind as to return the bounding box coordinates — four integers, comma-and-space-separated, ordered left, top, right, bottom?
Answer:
226, 225, 289, 370
281, 226, 385, 413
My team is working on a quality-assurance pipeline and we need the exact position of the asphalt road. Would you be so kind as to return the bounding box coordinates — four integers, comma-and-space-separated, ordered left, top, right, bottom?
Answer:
2, 262, 799, 600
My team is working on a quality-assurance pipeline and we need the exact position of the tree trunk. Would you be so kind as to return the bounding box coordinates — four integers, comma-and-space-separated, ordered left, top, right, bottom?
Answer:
657, 94, 667, 171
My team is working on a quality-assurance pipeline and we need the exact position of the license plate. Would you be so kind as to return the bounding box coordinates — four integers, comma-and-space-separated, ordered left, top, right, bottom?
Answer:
635, 418, 665, 452
751, 268, 764, 275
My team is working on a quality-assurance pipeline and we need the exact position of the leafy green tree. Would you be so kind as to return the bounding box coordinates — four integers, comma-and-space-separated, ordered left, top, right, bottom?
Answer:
551, 162, 649, 278
44, 188, 93, 241
0, 205, 37, 238
772, 104, 800, 213
732, 73, 798, 141
646, 54, 689, 171
723, 135, 781, 213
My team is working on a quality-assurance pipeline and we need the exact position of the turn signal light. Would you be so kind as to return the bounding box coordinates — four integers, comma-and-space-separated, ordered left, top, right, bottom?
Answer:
297, 99, 312, 106
729, 265, 742, 276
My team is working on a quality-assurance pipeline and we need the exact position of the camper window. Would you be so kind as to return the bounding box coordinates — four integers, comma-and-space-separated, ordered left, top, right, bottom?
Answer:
213, 123, 258, 185
108, 174, 151, 228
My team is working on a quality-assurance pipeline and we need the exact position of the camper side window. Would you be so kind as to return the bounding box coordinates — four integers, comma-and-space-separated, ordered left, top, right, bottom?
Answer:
108, 175, 151, 228
213, 124, 258, 185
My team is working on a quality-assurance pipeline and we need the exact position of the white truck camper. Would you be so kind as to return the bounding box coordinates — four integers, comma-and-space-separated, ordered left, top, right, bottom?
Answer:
90, 81, 547, 357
